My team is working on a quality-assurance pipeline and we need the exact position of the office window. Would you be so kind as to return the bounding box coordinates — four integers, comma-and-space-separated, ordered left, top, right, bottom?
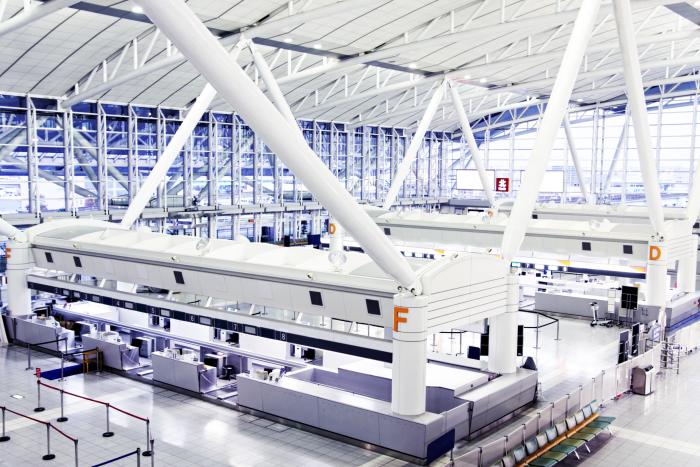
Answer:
45, 252, 53, 263
366, 299, 381, 316
581, 242, 591, 251
309, 291, 323, 306
173, 270, 185, 284
623, 244, 633, 255
73, 256, 82, 267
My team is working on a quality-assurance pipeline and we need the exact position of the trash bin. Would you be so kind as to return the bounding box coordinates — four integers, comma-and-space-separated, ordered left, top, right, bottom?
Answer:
631, 365, 654, 395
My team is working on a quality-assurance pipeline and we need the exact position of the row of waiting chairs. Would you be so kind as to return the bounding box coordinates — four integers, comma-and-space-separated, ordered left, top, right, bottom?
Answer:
490, 402, 615, 467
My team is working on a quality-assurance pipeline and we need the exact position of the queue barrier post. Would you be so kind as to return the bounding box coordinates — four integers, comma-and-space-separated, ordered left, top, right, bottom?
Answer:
57, 389, 68, 423
35, 378, 45, 412
143, 419, 152, 457
0, 407, 10, 442
42, 423, 56, 461
137, 447, 142, 467
149, 439, 155, 467
26, 342, 32, 370
103, 403, 114, 438
74, 439, 79, 467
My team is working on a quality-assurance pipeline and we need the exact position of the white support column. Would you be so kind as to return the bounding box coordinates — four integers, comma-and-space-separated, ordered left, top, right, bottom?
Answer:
391, 293, 428, 415
134, 0, 420, 292
646, 240, 668, 327
500, 0, 602, 263
677, 236, 698, 293
383, 81, 446, 210
612, 0, 664, 234
5, 239, 32, 317
249, 42, 297, 128
121, 45, 243, 228
488, 272, 519, 374
449, 81, 496, 207
563, 117, 592, 204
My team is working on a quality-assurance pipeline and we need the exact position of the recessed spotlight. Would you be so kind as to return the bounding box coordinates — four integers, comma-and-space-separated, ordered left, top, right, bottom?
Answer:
284, 37, 293, 43
479, 77, 488, 83
577, 98, 584, 102
10, 394, 24, 399
408, 63, 417, 69
463, 74, 471, 80
313, 43, 323, 49
131, 5, 143, 14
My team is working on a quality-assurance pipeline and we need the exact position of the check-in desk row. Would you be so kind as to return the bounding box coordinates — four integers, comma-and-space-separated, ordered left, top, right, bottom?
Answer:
81, 332, 141, 371
13, 315, 75, 351
151, 349, 217, 393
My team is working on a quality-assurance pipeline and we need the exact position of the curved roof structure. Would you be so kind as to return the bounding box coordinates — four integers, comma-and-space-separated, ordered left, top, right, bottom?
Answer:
0, 0, 697, 130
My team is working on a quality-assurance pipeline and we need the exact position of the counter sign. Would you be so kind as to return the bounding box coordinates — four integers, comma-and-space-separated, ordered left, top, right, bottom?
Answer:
496, 177, 510, 192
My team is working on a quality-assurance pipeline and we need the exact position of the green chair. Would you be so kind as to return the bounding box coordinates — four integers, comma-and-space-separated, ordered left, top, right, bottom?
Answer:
555, 420, 589, 454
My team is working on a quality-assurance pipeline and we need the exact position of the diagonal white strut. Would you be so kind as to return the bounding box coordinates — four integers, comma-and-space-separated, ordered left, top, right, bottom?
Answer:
500, 0, 603, 264
249, 41, 298, 129
0, 217, 25, 242
449, 81, 496, 207
120, 44, 244, 228
603, 110, 630, 194
133, 0, 420, 293
613, 0, 665, 234
383, 81, 446, 210
563, 117, 592, 204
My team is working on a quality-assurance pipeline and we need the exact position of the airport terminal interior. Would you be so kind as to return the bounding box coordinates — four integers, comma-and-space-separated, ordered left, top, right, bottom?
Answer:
1, 0, 700, 466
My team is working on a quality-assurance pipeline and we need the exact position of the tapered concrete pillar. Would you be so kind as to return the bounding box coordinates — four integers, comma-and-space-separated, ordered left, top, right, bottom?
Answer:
488, 272, 519, 374
646, 240, 668, 328
5, 240, 32, 316
391, 293, 428, 416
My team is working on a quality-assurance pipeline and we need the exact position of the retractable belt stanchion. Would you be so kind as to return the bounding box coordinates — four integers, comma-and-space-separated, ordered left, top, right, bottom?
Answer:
0, 407, 9, 442
42, 422, 55, 461
103, 403, 114, 437
35, 377, 45, 412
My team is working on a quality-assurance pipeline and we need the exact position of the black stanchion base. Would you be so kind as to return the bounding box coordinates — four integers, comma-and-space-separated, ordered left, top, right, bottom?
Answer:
0, 436, 10, 442
102, 432, 114, 438
42, 454, 56, 461
34, 407, 45, 413
142, 451, 152, 457
57, 417, 68, 423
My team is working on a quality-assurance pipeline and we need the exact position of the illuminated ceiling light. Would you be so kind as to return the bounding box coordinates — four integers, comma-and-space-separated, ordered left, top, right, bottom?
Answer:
313, 43, 323, 49
131, 5, 144, 13
577, 98, 584, 102
284, 37, 293, 43
479, 77, 488, 83
463, 74, 471, 80
408, 63, 417, 69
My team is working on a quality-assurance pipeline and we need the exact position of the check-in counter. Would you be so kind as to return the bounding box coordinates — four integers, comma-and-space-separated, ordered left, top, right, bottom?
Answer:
81, 333, 141, 371
14, 315, 75, 351
151, 350, 217, 393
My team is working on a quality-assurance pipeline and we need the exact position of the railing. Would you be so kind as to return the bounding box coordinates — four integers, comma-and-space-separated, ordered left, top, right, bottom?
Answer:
35, 378, 154, 457
0, 405, 78, 466
453, 342, 663, 466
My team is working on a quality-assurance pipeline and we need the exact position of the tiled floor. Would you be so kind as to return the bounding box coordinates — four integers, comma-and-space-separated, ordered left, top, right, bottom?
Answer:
1, 313, 698, 467
0, 346, 406, 467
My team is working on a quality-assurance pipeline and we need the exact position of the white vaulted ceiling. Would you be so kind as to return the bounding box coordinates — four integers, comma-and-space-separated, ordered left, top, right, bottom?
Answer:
0, 0, 698, 131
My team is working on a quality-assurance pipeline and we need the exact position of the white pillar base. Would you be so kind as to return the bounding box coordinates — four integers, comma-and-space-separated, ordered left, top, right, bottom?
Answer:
488, 273, 519, 374
391, 294, 428, 416
6, 240, 32, 317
